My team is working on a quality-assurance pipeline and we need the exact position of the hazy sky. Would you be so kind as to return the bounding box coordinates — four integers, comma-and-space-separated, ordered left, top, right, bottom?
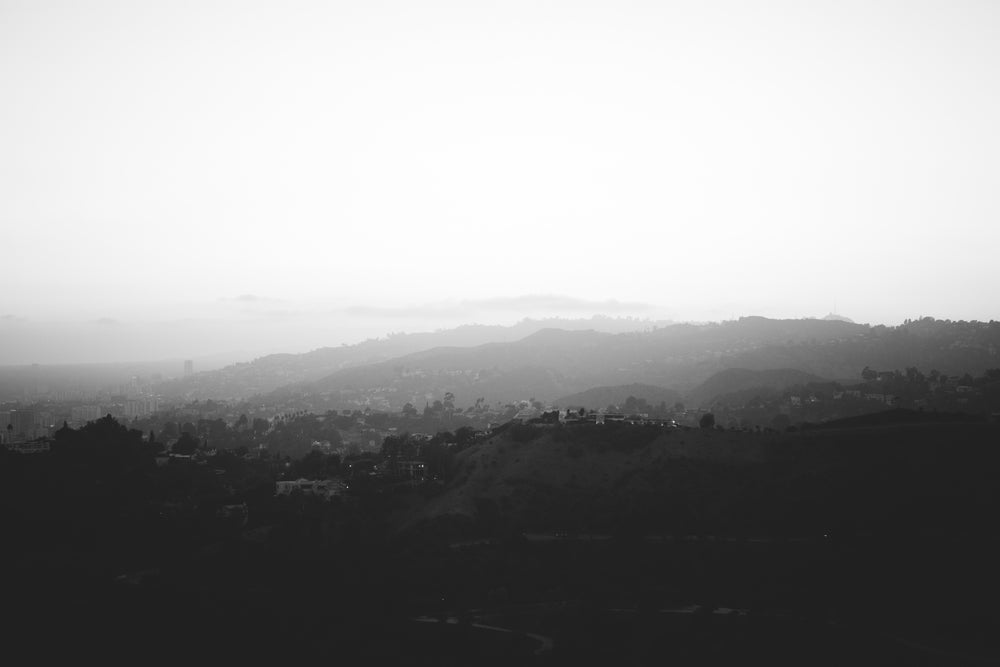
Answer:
2, 1, 999, 362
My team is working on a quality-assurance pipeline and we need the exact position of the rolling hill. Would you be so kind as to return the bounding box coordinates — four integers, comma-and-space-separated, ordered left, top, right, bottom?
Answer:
167, 316, 1000, 412
685, 368, 828, 408
157, 317, 671, 400
394, 417, 1000, 540
554, 384, 682, 410
266, 317, 886, 408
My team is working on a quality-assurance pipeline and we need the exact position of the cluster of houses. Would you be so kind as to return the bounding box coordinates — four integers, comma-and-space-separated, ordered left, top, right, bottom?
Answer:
274, 478, 348, 499
512, 406, 680, 428
833, 390, 900, 406
566, 412, 680, 427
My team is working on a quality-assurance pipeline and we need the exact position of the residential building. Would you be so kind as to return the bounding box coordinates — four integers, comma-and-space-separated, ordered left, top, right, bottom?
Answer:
71, 405, 103, 425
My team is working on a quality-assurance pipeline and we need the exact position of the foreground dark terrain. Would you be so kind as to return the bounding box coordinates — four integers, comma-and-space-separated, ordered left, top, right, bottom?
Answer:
3, 412, 999, 665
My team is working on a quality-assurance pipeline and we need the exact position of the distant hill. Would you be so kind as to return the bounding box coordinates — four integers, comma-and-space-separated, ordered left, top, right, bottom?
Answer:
157, 316, 672, 400
274, 317, 874, 408
685, 368, 828, 408
174, 316, 1000, 410
555, 384, 681, 410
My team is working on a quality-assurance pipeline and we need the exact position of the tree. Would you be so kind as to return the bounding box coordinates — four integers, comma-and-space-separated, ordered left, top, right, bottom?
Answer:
540, 410, 560, 424
295, 450, 327, 478
172, 432, 199, 455
861, 366, 878, 382
421, 441, 456, 479
770, 414, 791, 431
454, 426, 477, 446
699, 413, 716, 429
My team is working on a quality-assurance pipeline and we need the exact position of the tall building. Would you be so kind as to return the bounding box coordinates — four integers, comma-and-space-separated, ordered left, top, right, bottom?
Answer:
70, 405, 103, 426
184, 360, 194, 376
125, 397, 159, 420
34, 411, 53, 437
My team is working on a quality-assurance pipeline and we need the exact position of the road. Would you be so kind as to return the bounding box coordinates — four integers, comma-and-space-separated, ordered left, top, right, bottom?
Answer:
413, 615, 554, 655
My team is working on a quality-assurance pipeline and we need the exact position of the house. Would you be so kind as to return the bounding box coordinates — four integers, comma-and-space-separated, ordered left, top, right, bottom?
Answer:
5, 438, 51, 454
395, 460, 426, 480
312, 479, 347, 498
513, 407, 542, 422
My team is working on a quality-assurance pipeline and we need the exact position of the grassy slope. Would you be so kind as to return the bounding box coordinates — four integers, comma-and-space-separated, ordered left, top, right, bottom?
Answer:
395, 425, 777, 536
395, 418, 1000, 541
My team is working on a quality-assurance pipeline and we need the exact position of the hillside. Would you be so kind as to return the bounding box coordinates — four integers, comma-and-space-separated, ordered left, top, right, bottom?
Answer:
685, 368, 827, 408
267, 317, 1000, 411
157, 317, 670, 400
393, 424, 764, 537
394, 417, 1000, 540
278, 317, 868, 406
554, 384, 681, 410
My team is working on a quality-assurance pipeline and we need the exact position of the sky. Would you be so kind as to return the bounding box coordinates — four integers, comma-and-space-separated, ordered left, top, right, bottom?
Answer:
2, 0, 999, 363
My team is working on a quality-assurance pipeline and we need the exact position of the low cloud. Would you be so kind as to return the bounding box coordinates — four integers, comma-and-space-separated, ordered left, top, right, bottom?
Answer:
93, 317, 120, 326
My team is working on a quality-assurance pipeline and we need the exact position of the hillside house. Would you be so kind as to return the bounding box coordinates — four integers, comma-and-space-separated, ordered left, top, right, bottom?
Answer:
275, 478, 347, 499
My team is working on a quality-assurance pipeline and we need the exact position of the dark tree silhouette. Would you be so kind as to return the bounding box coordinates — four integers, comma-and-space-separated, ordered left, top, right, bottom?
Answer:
172, 432, 199, 455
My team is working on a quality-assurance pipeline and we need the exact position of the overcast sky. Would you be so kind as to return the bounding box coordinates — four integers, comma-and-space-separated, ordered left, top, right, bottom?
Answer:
2, 1, 999, 363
